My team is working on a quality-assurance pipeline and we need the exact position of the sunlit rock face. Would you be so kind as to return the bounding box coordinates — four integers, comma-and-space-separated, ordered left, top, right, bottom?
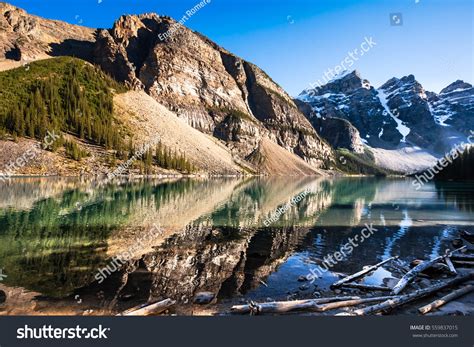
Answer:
0, 3, 95, 62
92, 14, 334, 168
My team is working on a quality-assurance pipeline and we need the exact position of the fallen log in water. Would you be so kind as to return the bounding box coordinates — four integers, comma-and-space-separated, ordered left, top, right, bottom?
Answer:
317, 296, 396, 312
392, 246, 466, 295
340, 283, 392, 292
411, 259, 452, 275
230, 296, 396, 315
230, 296, 361, 314
418, 284, 474, 314
444, 256, 457, 275
331, 256, 398, 289
118, 298, 176, 316
352, 273, 474, 316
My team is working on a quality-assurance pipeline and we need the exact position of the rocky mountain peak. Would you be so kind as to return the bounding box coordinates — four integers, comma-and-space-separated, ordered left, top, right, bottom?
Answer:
111, 13, 164, 42
324, 70, 364, 93
381, 74, 424, 96
440, 80, 472, 94
0, 3, 95, 62
90, 13, 335, 168
1, 2, 36, 36
298, 67, 473, 155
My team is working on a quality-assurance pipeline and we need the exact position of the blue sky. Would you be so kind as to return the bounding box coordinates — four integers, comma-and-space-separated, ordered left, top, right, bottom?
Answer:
7, 0, 473, 95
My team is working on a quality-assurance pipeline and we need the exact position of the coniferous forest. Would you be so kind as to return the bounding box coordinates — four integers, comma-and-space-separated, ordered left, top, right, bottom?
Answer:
434, 147, 474, 180
0, 57, 126, 149
0, 57, 195, 173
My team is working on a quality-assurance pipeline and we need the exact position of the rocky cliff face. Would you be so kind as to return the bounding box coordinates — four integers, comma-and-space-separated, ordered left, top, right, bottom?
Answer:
298, 70, 473, 154
0, 2, 95, 62
92, 14, 333, 168
0, 4, 336, 174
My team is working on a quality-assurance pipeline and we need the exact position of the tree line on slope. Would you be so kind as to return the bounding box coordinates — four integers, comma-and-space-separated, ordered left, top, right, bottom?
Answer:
0, 58, 195, 173
0, 60, 124, 150
434, 146, 473, 180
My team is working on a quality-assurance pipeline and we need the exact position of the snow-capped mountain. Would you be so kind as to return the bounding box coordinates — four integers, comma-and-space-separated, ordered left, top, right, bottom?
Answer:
428, 80, 474, 133
297, 71, 473, 155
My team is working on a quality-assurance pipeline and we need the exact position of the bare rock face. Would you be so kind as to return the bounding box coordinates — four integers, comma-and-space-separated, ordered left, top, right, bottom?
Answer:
0, 2, 95, 62
93, 14, 334, 168
304, 114, 365, 154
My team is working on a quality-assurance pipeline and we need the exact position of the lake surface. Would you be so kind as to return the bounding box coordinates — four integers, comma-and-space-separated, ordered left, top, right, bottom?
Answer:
0, 177, 473, 315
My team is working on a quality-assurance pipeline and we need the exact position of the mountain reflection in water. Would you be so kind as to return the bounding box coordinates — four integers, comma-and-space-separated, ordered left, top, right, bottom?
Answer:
0, 177, 473, 315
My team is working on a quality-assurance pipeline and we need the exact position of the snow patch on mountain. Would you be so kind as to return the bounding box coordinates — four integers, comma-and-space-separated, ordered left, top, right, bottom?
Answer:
377, 89, 411, 142
371, 146, 437, 173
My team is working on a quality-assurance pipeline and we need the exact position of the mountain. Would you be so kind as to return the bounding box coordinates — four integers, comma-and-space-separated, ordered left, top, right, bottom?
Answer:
297, 70, 473, 172
0, 2, 95, 68
91, 14, 333, 168
0, 3, 335, 176
428, 80, 474, 134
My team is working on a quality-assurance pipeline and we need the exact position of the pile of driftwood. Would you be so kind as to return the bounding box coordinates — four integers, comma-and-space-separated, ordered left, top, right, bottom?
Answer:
231, 230, 474, 316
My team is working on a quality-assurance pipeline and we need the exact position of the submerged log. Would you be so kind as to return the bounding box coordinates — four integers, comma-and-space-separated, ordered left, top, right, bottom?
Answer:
118, 298, 176, 316
418, 284, 474, 314
230, 296, 361, 314
392, 246, 466, 295
340, 283, 391, 291
331, 256, 398, 289
353, 273, 474, 315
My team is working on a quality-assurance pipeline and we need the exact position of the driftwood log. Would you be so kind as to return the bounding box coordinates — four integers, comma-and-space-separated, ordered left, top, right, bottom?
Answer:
418, 284, 474, 314
411, 259, 451, 275
331, 256, 398, 288
444, 256, 457, 275
230, 296, 395, 314
392, 246, 466, 295
231, 296, 361, 314
316, 296, 395, 312
118, 298, 176, 316
340, 283, 391, 291
353, 273, 474, 315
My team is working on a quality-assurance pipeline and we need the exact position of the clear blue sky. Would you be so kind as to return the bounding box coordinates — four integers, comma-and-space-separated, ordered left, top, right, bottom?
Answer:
7, 0, 473, 95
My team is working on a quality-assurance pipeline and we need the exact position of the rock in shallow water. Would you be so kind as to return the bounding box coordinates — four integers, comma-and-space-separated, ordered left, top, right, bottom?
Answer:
193, 292, 215, 305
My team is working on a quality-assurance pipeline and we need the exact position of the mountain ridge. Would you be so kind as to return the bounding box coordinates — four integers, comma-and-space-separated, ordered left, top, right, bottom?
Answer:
0, 3, 336, 176
297, 69, 473, 156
